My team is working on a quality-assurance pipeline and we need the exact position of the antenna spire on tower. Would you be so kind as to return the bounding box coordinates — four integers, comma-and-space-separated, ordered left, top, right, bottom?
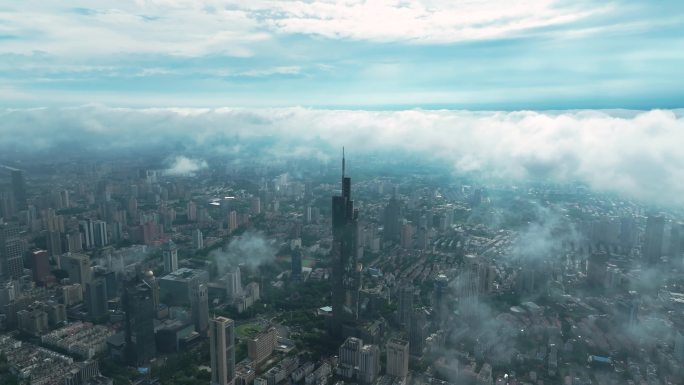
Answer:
342, 146, 346, 177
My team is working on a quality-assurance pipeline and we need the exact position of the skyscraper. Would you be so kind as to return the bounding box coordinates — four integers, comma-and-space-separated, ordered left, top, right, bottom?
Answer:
643, 215, 665, 265
61, 253, 91, 287
124, 279, 157, 366
79, 219, 95, 250
162, 240, 178, 273
385, 338, 409, 378
398, 283, 414, 329
383, 195, 401, 242
210, 316, 236, 385
193, 229, 204, 251
409, 307, 430, 356
86, 274, 108, 320
191, 282, 209, 336
225, 266, 242, 299
93, 220, 108, 248
0, 223, 25, 280
358, 344, 380, 384
66, 231, 83, 253
46, 230, 63, 257
291, 247, 302, 282
432, 273, 449, 327
250, 197, 261, 215
228, 211, 238, 233
31, 249, 51, 286
338, 337, 363, 379
331, 149, 361, 337
11, 169, 27, 211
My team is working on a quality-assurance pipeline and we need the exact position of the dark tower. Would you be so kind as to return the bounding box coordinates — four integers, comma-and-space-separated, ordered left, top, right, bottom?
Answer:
11, 169, 27, 211
643, 215, 665, 265
191, 282, 209, 337
123, 279, 157, 366
291, 247, 302, 282
86, 274, 109, 321
383, 195, 401, 242
331, 148, 361, 337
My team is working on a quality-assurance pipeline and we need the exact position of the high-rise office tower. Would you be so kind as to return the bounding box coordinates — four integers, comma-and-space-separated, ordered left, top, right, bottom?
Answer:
0, 191, 14, 218
0, 223, 25, 280
61, 253, 91, 287
128, 197, 138, 223
31, 249, 50, 286
358, 344, 380, 384
124, 279, 157, 366
250, 197, 261, 215
400, 222, 414, 250
193, 229, 204, 251
416, 227, 429, 250
291, 247, 302, 282
191, 282, 209, 336
79, 219, 95, 250
210, 316, 236, 385
432, 273, 449, 327
643, 215, 665, 265
225, 266, 242, 299
186, 201, 197, 222
331, 149, 361, 337
162, 240, 178, 273
338, 337, 363, 379
46, 230, 63, 257
383, 195, 401, 242
93, 220, 108, 248
305, 206, 312, 223
59, 189, 69, 209
385, 338, 409, 378
11, 169, 27, 211
619, 216, 637, 251
228, 211, 238, 233
409, 307, 430, 356
66, 231, 83, 252
86, 274, 109, 320
398, 283, 414, 329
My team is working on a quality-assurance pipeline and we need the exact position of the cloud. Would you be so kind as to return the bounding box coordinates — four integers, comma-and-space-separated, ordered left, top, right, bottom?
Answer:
508, 205, 581, 262
2, 106, 684, 206
0, 0, 655, 60
165, 156, 208, 176
0, 2, 681, 109
0, 1, 268, 58
211, 231, 276, 275
251, 0, 605, 44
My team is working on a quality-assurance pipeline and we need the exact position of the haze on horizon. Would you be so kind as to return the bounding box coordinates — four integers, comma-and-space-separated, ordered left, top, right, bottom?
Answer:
1, 1, 684, 207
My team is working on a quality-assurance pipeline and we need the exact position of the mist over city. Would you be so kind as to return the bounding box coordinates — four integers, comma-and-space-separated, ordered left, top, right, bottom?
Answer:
1, 2, 684, 385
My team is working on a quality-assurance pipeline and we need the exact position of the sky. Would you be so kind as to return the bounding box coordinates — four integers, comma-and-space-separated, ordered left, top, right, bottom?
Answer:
1, 0, 683, 109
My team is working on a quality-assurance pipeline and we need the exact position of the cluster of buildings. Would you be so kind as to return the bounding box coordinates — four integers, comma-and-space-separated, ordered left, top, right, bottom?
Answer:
0, 334, 110, 385
1, 153, 684, 385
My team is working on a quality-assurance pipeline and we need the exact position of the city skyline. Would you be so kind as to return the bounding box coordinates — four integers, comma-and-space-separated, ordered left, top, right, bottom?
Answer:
1, 2, 684, 385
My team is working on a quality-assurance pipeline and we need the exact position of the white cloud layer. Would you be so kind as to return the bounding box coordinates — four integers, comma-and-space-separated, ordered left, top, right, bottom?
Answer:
0, 0, 608, 58
165, 156, 208, 175
2, 106, 684, 206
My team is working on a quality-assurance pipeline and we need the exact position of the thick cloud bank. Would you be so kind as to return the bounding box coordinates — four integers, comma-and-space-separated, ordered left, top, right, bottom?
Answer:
1, 106, 683, 205
165, 156, 208, 176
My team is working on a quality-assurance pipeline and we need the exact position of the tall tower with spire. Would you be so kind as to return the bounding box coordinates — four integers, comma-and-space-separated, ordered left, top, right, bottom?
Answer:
331, 148, 361, 337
